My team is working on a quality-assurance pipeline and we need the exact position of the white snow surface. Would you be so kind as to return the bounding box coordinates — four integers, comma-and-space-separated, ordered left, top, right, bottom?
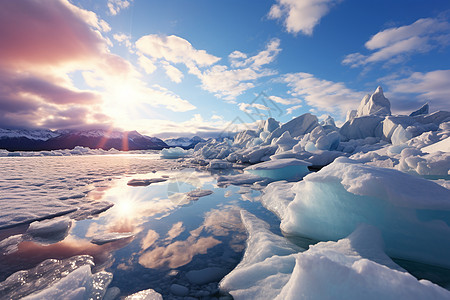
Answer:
221, 212, 450, 300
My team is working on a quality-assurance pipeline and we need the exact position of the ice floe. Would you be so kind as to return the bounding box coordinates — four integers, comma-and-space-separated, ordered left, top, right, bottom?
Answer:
127, 178, 167, 186
244, 158, 311, 181
221, 211, 450, 300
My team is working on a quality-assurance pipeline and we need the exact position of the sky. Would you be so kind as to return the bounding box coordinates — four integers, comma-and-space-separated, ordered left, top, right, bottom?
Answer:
1, 0, 449, 138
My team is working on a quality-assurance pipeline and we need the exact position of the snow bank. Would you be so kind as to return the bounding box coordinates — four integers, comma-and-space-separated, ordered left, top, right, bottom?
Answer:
160, 147, 192, 159
245, 158, 311, 181
280, 157, 450, 268
221, 212, 450, 300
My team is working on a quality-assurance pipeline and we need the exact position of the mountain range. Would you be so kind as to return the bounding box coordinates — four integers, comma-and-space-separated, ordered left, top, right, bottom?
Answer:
0, 128, 168, 151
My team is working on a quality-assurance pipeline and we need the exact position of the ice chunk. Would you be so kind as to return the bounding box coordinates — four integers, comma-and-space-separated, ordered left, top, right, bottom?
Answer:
281, 157, 450, 268
186, 267, 229, 285
91, 232, 134, 245
26, 216, 72, 244
260, 181, 296, 219
271, 131, 297, 152
221, 212, 450, 300
409, 103, 429, 117
208, 159, 233, 169
340, 116, 383, 141
356, 86, 391, 117
269, 113, 319, 141
422, 137, 450, 153
346, 109, 357, 122
127, 178, 167, 186
245, 158, 311, 181
22, 265, 112, 300
234, 130, 258, 146
0, 234, 23, 255
125, 288, 163, 300
262, 117, 280, 132
0, 255, 110, 299
160, 147, 192, 159
186, 189, 213, 199
220, 211, 303, 300
278, 225, 450, 300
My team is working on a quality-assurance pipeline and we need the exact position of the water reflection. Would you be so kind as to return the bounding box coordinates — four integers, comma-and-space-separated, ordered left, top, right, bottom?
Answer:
1, 168, 275, 298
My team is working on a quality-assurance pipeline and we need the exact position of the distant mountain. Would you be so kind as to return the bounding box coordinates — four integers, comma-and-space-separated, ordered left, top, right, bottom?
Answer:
0, 128, 167, 151
164, 136, 205, 148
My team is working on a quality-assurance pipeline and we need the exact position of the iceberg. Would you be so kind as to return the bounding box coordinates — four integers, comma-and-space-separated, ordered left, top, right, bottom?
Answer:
220, 212, 450, 300
245, 158, 311, 181
280, 157, 450, 268
356, 86, 391, 117
160, 147, 192, 159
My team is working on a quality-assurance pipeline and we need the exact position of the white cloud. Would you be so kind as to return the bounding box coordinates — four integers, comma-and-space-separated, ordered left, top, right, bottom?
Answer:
286, 104, 302, 115
195, 39, 281, 100
162, 62, 184, 83
113, 33, 132, 48
107, 0, 132, 16
283, 72, 365, 116
268, 0, 339, 35
238, 103, 271, 114
343, 18, 450, 67
138, 55, 157, 74
383, 69, 450, 113
136, 34, 220, 68
268, 95, 302, 105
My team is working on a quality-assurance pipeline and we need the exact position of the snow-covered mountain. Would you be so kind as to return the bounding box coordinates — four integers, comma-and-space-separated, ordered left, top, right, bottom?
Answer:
164, 136, 205, 148
0, 128, 60, 141
0, 128, 167, 151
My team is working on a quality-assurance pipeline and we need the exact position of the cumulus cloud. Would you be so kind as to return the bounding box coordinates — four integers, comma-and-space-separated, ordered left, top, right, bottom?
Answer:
343, 18, 450, 67
382, 70, 450, 113
283, 72, 365, 116
194, 39, 281, 100
268, 0, 340, 35
107, 0, 132, 16
136, 34, 220, 68
161, 62, 184, 83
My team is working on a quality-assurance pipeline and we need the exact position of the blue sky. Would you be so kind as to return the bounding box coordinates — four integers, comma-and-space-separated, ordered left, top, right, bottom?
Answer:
1, 0, 449, 137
